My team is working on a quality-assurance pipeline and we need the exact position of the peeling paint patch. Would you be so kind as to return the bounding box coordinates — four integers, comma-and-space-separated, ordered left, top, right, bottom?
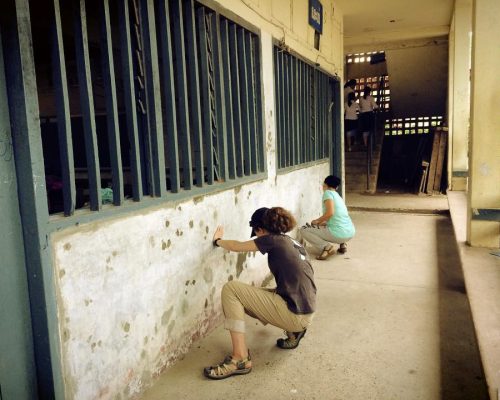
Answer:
178, 206, 182, 211
203, 267, 213, 283
175, 229, 183, 236
189, 220, 194, 228
193, 196, 204, 205
191, 280, 196, 285
213, 210, 218, 219
228, 274, 234, 281
204, 299, 208, 308
161, 307, 174, 326
181, 299, 189, 315
63, 329, 70, 342
112, 250, 118, 257
247, 190, 252, 199
165, 220, 170, 228
185, 280, 190, 286
205, 226, 209, 234
234, 186, 242, 195
234, 196, 238, 205
63, 243, 71, 251
122, 322, 131, 333
84, 299, 92, 307
59, 269, 66, 279
167, 320, 176, 334
162, 240, 167, 250
235, 253, 247, 278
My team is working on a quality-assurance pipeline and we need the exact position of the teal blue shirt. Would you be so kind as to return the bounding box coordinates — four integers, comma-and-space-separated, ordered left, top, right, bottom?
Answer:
322, 190, 355, 239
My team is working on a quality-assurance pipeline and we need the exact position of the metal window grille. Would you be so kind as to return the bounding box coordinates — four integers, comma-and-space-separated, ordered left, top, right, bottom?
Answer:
274, 46, 333, 169
384, 116, 443, 136
7, 0, 264, 216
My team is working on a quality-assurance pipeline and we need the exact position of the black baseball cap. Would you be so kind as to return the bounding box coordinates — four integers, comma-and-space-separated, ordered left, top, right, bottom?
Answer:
249, 207, 269, 237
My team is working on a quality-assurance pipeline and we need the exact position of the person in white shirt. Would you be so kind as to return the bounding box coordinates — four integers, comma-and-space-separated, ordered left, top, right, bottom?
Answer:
344, 92, 360, 151
359, 86, 379, 146
343, 79, 356, 103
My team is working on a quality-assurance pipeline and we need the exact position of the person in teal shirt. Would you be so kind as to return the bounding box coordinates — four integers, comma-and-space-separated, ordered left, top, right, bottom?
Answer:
300, 175, 355, 260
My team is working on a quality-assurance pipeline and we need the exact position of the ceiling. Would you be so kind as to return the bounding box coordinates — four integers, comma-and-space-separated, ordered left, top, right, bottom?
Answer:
335, 0, 455, 50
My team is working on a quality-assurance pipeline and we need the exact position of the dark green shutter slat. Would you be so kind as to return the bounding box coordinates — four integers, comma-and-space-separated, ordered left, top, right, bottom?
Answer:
100, 0, 124, 205
74, 0, 101, 210
51, 0, 76, 215
171, 0, 193, 190
118, 0, 143, 201
184, 0, 204, 187
157, 0, 180, 193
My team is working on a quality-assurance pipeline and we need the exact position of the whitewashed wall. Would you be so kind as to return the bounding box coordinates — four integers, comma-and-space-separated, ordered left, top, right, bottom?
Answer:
51, 1, 343, 398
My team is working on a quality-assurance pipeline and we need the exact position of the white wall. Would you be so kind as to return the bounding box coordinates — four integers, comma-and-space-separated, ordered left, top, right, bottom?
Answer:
50, 2, 344, 399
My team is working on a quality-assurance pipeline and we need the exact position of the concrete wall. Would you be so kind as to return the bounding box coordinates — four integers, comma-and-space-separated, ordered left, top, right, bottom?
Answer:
467, 0, 500, 248
448, 0, 472, 190
385, 39, 448, 118
345, 38, 448, 119
49, 1, 344, 399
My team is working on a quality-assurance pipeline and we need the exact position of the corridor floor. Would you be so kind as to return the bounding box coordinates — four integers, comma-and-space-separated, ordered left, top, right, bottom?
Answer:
140, 203, 488, 400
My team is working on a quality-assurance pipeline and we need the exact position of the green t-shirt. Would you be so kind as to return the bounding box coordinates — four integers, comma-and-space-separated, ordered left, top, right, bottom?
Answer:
322, 190, 355, 239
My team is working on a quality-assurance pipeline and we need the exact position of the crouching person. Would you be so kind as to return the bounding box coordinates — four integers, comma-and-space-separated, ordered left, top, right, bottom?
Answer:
301, 175, 355, 260
205, 207, 316, 379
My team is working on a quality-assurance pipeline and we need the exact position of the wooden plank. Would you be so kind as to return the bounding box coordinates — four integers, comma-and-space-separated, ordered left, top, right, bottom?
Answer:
184, 0, 204, 187
99, 0, 124, 205
117, 0, 143, 201
171, 0, 193, 189
51, 0, 75, 215
140, 0, 166, 197
426, 128, 441, 193
433, 129, 448, 192
228, 23, 243, 177
219, 18, 235, 179
196, 7, 214, 184
156, 0, 180, 192
74, 0, 101, 210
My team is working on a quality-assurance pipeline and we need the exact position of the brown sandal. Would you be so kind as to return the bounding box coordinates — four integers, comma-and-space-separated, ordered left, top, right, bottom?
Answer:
203, 352, 252, 380
316, 246, 336, 260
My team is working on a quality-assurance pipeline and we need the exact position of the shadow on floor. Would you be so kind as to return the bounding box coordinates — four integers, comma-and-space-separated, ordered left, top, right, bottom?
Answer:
436, 217, 488, 399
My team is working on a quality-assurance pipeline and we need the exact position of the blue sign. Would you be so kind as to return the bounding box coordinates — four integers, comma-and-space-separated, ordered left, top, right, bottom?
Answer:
309, 0, 323, 34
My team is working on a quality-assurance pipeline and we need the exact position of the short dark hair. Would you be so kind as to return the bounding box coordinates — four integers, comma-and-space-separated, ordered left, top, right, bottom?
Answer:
324, 175, 341, 189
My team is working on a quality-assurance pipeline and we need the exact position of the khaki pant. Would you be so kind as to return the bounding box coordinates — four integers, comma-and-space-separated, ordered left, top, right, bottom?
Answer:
221, 280, 313, 333
300, 225, 352, 251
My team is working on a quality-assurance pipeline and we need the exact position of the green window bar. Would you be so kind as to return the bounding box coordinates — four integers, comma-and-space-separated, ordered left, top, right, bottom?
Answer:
100, 0, 124, 206
228, 23, 244, 177
118, 0, 143, 202
184, 0, 204, 188
219, 18, 236, 180
74, 0, 102, 210
51, 0, 76, 215
10, 0, 264, 218
274, 46, 333, 170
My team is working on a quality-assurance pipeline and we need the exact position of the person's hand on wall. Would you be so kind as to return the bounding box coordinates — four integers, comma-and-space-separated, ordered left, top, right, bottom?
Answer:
213, 225, 224, 247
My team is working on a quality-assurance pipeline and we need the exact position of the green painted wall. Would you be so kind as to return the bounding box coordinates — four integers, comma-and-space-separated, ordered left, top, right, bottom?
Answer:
0, 31, 37, 399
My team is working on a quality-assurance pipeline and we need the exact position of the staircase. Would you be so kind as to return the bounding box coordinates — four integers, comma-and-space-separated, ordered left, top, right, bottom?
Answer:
344, 129, 384, 193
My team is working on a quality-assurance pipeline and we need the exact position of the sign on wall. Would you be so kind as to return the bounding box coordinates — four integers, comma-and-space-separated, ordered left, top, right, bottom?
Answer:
309, 0, 323, 34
